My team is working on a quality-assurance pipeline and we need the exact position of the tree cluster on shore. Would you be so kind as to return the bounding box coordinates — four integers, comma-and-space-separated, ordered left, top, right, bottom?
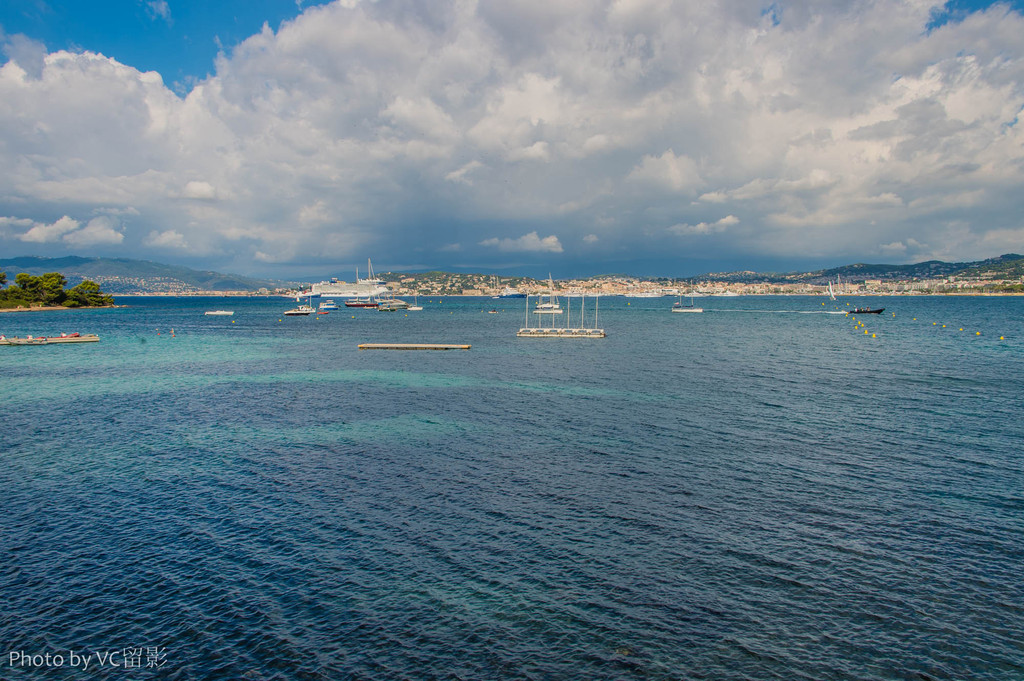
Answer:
0, 271, 114, 309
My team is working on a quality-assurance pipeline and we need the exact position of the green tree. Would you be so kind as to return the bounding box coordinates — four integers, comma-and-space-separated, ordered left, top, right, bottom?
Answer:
0, 270, 6, 287
66, 279, 113, 307
14, 272, 41, 297
40, 272, 68, 305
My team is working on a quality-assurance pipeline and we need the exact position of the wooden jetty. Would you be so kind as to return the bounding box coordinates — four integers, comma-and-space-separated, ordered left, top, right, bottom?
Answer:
358, 343, 470, 351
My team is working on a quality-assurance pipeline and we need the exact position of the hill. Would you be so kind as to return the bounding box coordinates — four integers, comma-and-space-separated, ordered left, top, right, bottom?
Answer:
2, 253, 1021, 294
955, 253, 1024, 279
680, 254, 1024, 284
0, 256, 287, 294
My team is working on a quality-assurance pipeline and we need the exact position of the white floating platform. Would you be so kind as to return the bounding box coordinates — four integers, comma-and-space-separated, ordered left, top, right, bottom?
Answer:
0, 333, 99, 345
358, 343, 471, 350
516, 328, 606, 338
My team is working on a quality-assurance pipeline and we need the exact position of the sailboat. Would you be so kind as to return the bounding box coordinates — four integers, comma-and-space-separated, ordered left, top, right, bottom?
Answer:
533, 274, 564, 314
407, 295, 423, 311
344, 260, 383, 307
671, 293, 703, 313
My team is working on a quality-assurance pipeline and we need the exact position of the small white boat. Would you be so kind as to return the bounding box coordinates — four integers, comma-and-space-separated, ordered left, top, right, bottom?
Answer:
284, 305, 314, 316
204, 310, 234, 316
318, 299, 339, 311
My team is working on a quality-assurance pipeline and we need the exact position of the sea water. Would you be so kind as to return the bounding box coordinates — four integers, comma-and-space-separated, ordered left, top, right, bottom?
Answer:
1, 295, 1022, 679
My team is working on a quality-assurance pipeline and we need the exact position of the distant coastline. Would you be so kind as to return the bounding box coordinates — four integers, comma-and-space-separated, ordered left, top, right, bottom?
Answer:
0, 305, 122, 313
94, 288, 1024, 294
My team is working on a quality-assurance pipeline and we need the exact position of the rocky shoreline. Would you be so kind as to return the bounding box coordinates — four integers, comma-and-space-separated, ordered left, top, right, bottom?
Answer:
0, 305, 122, 313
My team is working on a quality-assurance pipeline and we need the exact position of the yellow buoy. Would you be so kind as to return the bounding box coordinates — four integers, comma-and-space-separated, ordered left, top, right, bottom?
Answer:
872, 334, 876, 338
1000, 336, 1005, 340
976, 331, 981, 335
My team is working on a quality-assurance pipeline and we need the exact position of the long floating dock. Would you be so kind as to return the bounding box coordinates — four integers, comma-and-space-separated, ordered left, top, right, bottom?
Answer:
0, 334, 99, 346
358, 343, 471, 350
517, 328, 606, 338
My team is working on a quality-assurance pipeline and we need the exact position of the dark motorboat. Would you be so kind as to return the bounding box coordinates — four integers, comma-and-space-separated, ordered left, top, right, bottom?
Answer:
852, 307, 885, 314
345, 298, 379, 308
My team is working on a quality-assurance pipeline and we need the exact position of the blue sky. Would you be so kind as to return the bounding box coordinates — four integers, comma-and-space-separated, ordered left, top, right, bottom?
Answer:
1, 1, 333, 92
928, 0, 1024, 27
2, 0, 1023, 279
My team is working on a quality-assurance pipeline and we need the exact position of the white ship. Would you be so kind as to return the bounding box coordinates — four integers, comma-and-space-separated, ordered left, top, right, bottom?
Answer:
309, 259, 388, 298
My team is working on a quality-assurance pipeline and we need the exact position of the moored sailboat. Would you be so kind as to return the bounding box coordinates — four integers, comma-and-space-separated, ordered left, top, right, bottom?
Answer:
533, 274, 564, 314
671, 294, 703, 313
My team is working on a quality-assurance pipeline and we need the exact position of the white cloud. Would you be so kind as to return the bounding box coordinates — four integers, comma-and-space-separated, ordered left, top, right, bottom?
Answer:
145, 1, 172, 24
298, 200, 329, 224
445, 161, 484, 185
384, 96, 459, 142
583, 234, 598, 243
182, 181, 218, 200
0, 216, 37, 239
145, 229, 189, 249
479, 231, 563, 253
879, 241, 908, 256
64, 217, 124, 245
13, 214, 124, 245
668, 215, 740, 236
20, 216, 81, 243
2, 35, 47, 79
1, 1, 1023, 273
627, 149, 703, 194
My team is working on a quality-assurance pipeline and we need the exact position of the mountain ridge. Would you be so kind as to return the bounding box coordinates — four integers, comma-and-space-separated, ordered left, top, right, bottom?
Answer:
0, 256, 288, 293
1, 254, 1021, 293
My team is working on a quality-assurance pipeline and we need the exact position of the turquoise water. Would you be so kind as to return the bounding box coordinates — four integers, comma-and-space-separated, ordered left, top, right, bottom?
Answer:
2, 295, 1023, 679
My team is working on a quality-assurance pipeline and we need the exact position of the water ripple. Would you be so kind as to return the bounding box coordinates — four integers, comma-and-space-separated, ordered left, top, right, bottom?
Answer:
2, 295, 1023, 679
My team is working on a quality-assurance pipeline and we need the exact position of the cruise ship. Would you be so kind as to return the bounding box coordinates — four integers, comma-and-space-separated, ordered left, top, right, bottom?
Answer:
308, 260, 388, 299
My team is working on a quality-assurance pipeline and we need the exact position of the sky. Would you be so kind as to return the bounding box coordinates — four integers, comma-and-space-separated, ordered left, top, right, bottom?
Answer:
1, 0, 1023, 279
